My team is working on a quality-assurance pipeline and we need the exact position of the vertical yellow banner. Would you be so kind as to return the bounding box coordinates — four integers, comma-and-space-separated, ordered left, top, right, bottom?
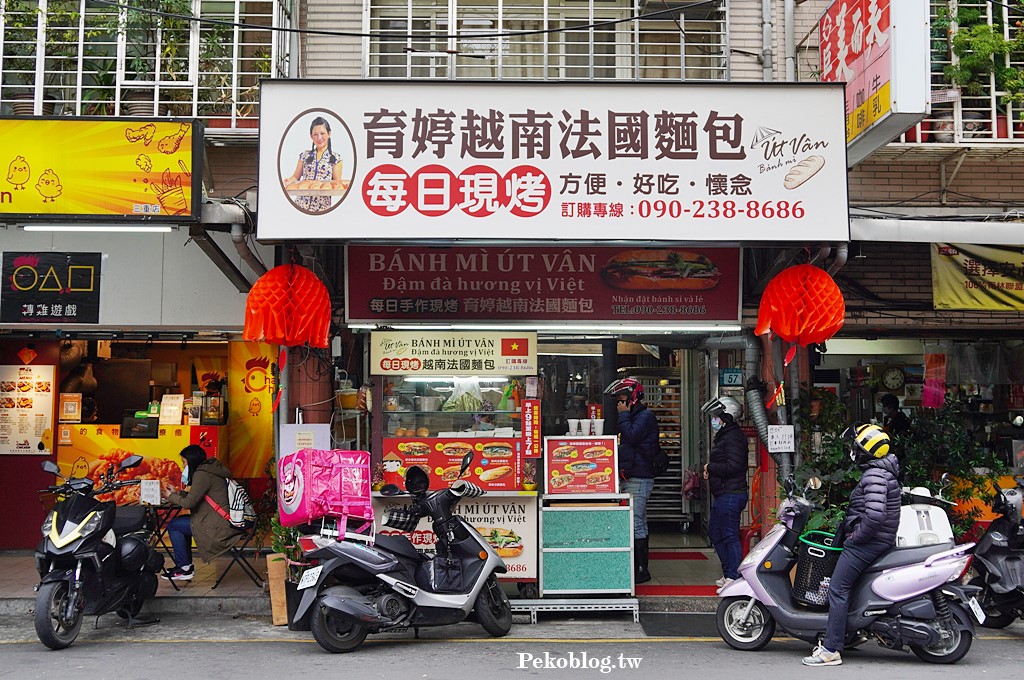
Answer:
228, 342, 276, 478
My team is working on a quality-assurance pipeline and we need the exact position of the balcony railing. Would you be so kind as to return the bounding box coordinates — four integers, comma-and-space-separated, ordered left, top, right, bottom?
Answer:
0, 0, 291, 128
897, 0, 1024, 144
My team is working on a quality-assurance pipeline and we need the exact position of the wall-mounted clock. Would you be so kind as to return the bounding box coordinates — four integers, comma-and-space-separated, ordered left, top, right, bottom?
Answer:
881, 367, 906, 390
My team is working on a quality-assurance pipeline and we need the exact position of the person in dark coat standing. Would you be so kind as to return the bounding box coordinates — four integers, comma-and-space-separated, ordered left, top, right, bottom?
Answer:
701, 395, 748, 588
803, 423, 901, 667
880, 393, 912, 437
161, 444, 243, 581
606, 377, 660, 584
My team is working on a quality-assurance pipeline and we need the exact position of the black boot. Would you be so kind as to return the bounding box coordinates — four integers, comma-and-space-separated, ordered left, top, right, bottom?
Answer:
635, 537, 651, 584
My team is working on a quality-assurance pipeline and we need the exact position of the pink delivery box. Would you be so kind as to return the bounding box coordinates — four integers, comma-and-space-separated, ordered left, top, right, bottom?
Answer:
278, 448, 372, 528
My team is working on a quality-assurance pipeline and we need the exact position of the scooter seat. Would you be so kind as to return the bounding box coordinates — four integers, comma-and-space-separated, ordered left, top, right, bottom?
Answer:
113, 506, 147, 535
864, 541, 955, 572
374, 533, 425, 562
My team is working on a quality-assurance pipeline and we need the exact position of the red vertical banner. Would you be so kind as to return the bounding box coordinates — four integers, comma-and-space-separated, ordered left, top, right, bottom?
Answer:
923, 352, 947, 409
587, 403, 602, 419
522, 399, 541, 458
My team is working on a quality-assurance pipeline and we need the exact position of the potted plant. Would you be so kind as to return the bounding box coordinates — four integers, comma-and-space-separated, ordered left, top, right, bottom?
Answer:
2, 0, 82, 114
268, 514, 308, 629
96, 0, 193, 115
522, 461, 537, 491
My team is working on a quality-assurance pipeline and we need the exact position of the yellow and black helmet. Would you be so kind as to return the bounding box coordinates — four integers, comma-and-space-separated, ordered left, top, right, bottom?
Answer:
845, 423, 891, 462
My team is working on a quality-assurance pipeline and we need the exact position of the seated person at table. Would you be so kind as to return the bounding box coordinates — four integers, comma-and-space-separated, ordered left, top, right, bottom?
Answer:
161, 444, 242, 581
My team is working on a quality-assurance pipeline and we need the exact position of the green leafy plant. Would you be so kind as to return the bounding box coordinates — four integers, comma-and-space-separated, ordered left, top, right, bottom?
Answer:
269, 514, 304, 583
795, 394, 1006, 541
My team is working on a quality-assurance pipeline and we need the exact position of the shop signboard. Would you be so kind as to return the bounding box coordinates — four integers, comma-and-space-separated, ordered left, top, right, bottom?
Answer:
55, 424, 223, 502
258, 80, 849, 242
227, 342, 276, 478
382, 437, 523, 492
0, 364, 54, 455
522, 399, 541, 458
543, 436, 618, 494
347, 245, 740, 324
372, 495, 538, 579
0, 119, 200, 221
819, 0, 929, 166
0, 252, 101, 324
370, 330, 537, 375
931, 243, 1024, 311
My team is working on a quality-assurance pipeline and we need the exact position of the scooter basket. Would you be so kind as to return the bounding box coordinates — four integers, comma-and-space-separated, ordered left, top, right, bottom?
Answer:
794, 531, 842, 607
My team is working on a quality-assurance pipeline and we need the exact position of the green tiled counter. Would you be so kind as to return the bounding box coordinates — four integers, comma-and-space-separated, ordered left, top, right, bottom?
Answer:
539, 494, 633, 595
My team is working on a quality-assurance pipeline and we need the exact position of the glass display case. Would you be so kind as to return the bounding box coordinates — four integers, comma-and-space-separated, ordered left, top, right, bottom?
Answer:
378, 375, 538, 492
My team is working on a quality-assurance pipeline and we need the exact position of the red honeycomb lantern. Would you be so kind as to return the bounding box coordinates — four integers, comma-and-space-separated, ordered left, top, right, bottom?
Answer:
754, 264, 845, 346
243, 264, 331, 348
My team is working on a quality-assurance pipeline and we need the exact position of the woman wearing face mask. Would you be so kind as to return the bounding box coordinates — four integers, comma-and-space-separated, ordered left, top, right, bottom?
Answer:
161, 444, 241, 581
701, 395, 748, 588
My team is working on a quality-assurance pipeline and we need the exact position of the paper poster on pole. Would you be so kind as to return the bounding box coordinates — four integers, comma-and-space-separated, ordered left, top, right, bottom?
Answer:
768, 425, 795, 453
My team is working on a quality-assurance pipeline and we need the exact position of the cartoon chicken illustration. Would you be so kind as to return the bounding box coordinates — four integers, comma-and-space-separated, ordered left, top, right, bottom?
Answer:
35, 169, 62, 202
6, 155, 30, 190
248, 396, 261, 416
70, 456, 90, 479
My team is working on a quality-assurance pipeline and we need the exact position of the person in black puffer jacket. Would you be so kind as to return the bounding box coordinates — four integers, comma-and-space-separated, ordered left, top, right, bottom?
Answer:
701, 396, 748, 587
803, 423, 901, 667
606, 377, 659, 584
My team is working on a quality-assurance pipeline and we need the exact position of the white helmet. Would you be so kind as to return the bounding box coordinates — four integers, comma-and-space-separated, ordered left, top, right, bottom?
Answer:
701, 395, 744, 420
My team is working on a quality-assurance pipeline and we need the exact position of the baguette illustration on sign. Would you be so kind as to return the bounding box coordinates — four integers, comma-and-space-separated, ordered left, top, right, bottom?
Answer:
783, 155, 825, 190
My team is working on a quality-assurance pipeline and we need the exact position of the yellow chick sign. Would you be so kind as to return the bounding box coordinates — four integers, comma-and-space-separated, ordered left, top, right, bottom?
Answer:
0, 119, 197, 219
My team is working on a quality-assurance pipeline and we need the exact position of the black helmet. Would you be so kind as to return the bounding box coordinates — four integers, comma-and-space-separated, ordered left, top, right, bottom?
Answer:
118, 534, 148, 572
605, 378, 644, 407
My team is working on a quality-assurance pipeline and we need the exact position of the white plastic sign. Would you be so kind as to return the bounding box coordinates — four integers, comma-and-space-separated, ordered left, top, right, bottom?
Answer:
768, 425, 795, 453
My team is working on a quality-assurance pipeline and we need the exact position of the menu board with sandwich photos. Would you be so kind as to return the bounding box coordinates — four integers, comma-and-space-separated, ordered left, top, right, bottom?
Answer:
0, 364, 55, 455
382, 437, 522, 491
543, 436, 618, 494
373, 494, 538, 579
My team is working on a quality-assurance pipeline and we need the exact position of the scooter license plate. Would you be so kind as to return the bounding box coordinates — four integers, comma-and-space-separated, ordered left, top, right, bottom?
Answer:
967, 596, 987, 624
297, 565, 323, 590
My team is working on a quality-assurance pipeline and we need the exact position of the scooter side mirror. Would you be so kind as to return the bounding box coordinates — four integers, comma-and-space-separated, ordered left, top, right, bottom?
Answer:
41, 460, 61, 476
806, 477, 822, 491
458, 450, 474, 479
380, 484, 402, 497
119, 455, 144, 470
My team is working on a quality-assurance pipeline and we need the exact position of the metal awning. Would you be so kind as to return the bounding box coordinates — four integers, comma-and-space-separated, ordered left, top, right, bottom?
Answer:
850, 218, 1024, 246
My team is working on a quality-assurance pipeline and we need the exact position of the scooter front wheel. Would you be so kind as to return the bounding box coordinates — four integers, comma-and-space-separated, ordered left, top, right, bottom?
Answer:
310, 593, 369, 653
34, 581, 83, 650
476, 575, 513, 637
716, 596, 775, 651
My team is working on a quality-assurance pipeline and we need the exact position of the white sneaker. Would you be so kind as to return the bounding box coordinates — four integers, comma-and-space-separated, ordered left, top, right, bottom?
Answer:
715, 577, 734, 588
802, 644, 842, 666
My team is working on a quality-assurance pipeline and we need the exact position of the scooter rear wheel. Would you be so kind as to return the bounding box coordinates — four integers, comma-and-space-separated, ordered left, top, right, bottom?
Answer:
969, 577, 1016, 629
909, 601, 973, 664
716, 596, 775, 651
34, 581, 83, 650
310, 594, 369, 653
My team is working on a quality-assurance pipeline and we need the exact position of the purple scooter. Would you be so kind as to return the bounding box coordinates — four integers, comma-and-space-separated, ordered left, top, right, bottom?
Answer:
716, 476, 984, 664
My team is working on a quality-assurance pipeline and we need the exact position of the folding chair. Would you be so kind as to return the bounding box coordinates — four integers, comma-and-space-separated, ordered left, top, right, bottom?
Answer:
212, 524, 264, 589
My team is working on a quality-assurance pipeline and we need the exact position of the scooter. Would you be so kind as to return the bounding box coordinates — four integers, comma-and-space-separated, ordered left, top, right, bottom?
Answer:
34, 456, 165, 649
292, 451, 513, 653
717, 476, 983, 664
897, 475, 956, 547
967, 476, 1024, 628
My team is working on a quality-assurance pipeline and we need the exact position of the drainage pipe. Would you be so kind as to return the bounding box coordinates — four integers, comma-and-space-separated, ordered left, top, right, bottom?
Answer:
785, 0, 796, 81
762, 0, 774, 81
231, 223, 268, 278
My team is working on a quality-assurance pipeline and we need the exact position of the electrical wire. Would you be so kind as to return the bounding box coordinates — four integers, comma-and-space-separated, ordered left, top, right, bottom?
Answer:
92, 0, 721, 43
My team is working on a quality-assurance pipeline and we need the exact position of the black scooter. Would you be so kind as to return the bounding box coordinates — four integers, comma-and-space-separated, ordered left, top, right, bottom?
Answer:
969, 476, 1024, 628
34, 456, 164, 649
292, 451, 513, 653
